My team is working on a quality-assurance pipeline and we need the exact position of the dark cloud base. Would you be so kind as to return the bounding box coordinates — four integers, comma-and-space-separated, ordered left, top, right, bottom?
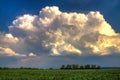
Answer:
1, 54, 119, 68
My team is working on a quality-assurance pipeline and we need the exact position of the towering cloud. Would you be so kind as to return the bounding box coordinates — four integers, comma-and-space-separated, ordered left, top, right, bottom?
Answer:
0, 6, 119, 56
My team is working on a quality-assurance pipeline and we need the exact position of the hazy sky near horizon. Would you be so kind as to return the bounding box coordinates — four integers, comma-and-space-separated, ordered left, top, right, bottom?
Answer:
0, 0, 120, 68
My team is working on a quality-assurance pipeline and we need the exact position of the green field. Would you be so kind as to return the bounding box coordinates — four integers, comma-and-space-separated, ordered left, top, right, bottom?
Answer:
0, 69, 120, 80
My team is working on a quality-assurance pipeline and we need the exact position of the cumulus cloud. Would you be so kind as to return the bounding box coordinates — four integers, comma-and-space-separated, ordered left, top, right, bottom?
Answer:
28, 52, 37, 57
9, 15, 37, 31
0, 33, 19, 45
0, 6, 119, 56
0, 47, 26, 56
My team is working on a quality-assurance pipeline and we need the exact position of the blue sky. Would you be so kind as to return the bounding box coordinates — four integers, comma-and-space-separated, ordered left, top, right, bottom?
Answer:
0, 0, 120, 68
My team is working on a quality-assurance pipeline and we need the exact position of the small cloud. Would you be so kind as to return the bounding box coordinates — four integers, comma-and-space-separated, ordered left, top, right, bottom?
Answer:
28, 52, 36, 57
5, 33, 19, 43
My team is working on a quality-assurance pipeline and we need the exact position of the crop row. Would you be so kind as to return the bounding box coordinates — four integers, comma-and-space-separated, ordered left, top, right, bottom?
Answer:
0, 69, 119, 80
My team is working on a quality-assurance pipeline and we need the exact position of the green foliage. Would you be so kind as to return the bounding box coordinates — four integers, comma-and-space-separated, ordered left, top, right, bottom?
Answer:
0, 69, 120, 80
80, 65, 84, 69
85, 64, 91, 69
60, 64, 101, 69
91, 64, 96, 69
97, 65, 101, 69
72, 64, 79, 69
60, 65, 65, 69
66, 64, 72, 69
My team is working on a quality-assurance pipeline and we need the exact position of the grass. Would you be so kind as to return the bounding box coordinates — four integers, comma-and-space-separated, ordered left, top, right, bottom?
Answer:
0, 69, 120, 80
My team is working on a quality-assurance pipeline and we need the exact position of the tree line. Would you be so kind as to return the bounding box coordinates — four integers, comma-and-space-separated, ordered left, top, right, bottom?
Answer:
0, 67, 39, 70
60, 64, 101, 69
0, 64, 101, 70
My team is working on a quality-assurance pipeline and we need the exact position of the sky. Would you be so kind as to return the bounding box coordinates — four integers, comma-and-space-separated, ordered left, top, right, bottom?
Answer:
0, 0, 120, 68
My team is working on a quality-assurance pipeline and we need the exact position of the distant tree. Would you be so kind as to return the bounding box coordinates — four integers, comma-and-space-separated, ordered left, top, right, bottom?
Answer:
20, 66, 24, 69
85, 64, 90, 69
72, 64, 79, 69
66, 64, 72, 69
96, 65, 101, 69
69, 65, 72, 69
49, 68, 53, 70
3, 67, 9, 69
60, 65, 65, 69
91, 65, 96, 69
60, 64, 101, 70
79, 65, 84, 69
72, 64, 75, 69
75, 64, 79, 69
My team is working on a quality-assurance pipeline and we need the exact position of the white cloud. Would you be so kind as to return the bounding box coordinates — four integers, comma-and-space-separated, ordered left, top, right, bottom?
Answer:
0, 47, 26, 56
0, 33, 19, 44
9, 15, 37, 31
86, 11, 116, 36
5, 33, 19, 43
0, 6, 119, 56
28, 52, 36, 57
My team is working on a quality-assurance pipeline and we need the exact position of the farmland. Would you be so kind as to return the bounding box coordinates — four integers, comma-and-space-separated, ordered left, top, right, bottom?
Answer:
0, 69, 120, 80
